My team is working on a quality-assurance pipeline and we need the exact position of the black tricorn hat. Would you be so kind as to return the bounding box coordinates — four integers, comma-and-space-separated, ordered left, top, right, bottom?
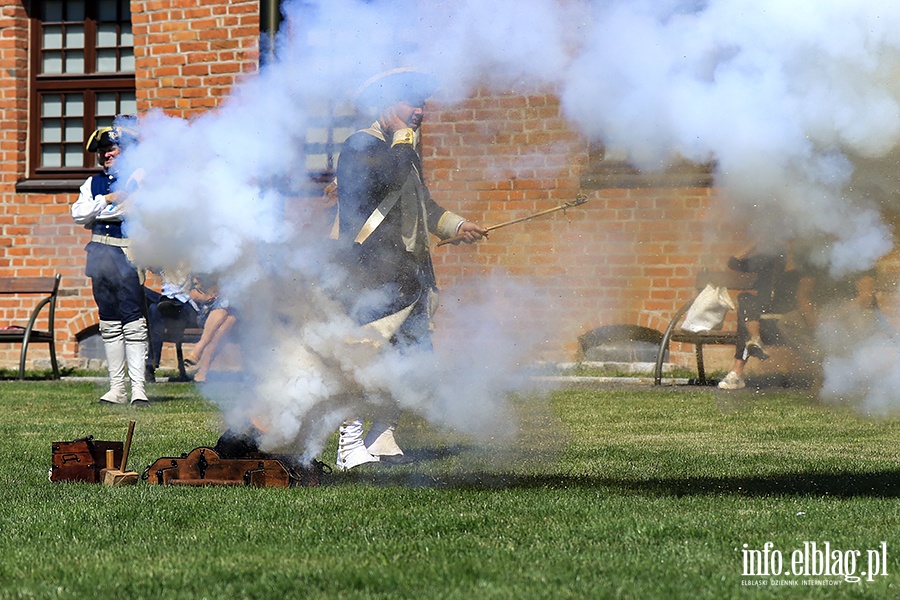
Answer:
354, 68, 439, 115
85, 125, 138, 152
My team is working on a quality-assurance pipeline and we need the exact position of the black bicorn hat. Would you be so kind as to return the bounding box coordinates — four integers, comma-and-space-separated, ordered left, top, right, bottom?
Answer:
354, 68, 439, 115
85, 125, 139, 153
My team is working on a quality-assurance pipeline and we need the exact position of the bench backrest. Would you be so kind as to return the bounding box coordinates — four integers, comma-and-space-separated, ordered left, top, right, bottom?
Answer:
0, 276, 61, 296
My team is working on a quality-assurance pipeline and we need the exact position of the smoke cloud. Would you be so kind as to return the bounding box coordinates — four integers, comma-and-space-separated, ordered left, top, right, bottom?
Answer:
121, 0, 900, 453
561, 0, 900, 272
818, 308, 900, 416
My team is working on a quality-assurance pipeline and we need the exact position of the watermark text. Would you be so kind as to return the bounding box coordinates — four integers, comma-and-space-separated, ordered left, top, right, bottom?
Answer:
740, 541, 888, 584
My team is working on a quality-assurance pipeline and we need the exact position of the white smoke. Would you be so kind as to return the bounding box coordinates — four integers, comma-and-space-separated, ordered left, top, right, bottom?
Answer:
561, 0, 900, 273
119, 0, 900, 450
119, 1, 588, 459
817, 306, 900, 416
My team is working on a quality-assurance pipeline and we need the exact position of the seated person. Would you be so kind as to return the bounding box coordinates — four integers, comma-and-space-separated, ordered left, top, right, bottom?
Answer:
184, 274, 237, 383
157, 269, 205, 327
721, 237, 887, 390
145, 267, 207, 376
719, 242, 795, 390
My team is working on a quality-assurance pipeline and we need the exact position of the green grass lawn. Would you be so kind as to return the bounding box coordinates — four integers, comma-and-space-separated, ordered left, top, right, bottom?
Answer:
0, 379, 897, 599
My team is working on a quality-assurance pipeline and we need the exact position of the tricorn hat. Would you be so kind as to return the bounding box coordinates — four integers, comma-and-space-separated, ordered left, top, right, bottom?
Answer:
86, 125, 138, 152
354, 68, 439, 115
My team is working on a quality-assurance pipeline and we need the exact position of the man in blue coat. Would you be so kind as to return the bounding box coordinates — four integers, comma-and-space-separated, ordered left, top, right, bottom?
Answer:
333, 69, 486, 469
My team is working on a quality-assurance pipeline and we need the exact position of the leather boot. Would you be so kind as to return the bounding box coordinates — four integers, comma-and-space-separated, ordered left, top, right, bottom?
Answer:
99, 320, 127, 404
123, 318, 150, 405
336, 418, 379, 471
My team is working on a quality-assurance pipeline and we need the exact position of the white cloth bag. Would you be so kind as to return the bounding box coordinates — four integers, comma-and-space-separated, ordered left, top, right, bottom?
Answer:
680, 284, 735, 332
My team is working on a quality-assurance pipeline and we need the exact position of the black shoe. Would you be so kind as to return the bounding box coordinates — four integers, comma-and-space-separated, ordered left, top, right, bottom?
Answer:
145, 366, 156, 383
746, 340, 769, 361
131, 399, 151, 407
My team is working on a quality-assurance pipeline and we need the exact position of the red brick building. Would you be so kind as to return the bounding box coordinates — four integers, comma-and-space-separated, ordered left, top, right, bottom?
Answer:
1, 1, 896, 375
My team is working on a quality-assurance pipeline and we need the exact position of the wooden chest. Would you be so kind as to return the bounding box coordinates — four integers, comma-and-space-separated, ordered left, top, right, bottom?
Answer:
51, 437, 124, 483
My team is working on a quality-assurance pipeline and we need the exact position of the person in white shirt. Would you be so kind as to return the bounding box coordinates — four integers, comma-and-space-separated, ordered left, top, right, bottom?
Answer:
71, 125, 150, 406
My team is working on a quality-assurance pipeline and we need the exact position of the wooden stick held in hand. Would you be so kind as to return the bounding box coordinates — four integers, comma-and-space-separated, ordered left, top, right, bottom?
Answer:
436, 195, 587, 247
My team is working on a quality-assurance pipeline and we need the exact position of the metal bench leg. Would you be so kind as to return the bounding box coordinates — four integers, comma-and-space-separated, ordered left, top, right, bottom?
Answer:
49, 340, 59, 379
176, 342, 188, 380
17, 339, 28, 380
654, 341, 668, 385
695, 343, 706, 384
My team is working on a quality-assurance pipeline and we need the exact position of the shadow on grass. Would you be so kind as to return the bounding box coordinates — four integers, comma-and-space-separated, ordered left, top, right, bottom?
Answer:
403, 444, 468, 462
596, 470, 900, 498
143, 393, 193, 404
328, 460, 900, 498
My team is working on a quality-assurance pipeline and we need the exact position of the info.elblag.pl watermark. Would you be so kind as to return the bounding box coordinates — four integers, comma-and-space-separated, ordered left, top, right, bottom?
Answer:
739, 541, 889, 586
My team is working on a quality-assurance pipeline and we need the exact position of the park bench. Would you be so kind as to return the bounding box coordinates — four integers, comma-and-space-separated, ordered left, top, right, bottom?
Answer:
653, 266, 892, 385
653, 269, 759, 385
0, 274, 61, 380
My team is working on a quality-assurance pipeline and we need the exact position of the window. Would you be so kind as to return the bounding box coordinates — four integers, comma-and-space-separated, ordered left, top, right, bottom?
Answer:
25, 0, 135, 185
581, 145, 714, 189
277, 3, 359, 186
304, 99, 357, 183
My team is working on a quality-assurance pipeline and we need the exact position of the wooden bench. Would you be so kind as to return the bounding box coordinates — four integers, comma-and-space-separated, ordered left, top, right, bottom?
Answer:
0, 274, 61, 380
653, 269, 758, 385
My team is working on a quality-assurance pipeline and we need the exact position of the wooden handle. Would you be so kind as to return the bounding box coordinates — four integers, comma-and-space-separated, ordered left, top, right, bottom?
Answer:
120, 420, 135, 472
436, 196, 587, 247
105, 449, 114, 469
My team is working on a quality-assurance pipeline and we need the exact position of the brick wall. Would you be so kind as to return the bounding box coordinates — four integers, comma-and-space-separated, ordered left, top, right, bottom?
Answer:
424, 89, 739, 363
0, 2, 27, 190
132, 0, 260, 118
0, 2, 68, 366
